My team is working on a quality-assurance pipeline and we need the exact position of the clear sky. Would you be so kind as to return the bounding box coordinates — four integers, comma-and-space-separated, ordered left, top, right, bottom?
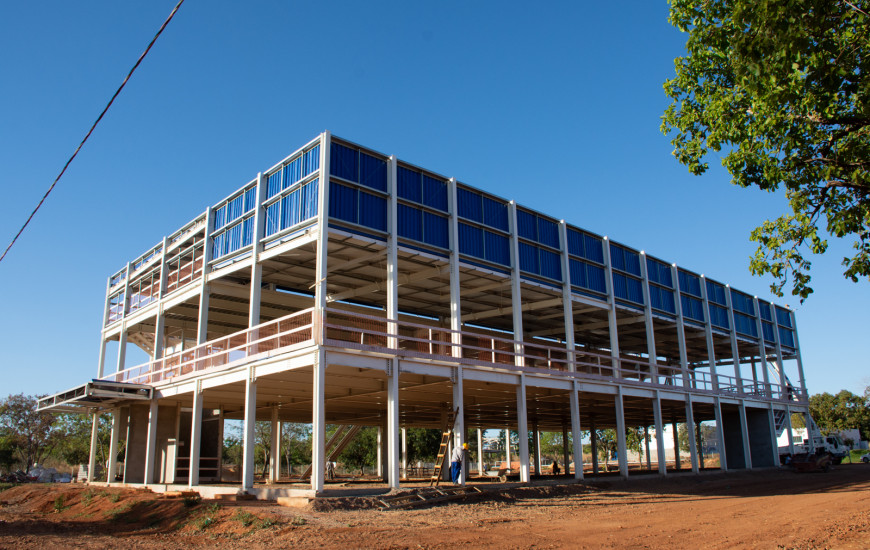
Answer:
0, 1, 867, 399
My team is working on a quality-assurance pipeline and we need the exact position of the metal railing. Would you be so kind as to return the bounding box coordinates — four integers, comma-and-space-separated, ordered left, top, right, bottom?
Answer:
102, 308, 314, 385
101, 306, 799, 402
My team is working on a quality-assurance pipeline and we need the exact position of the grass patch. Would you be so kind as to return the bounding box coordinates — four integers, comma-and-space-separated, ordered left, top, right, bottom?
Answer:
108, 492, 120, 503
290, 515, 306, 526
82, 489, 96, 506
0, 483, 18, 493
183, 494, 202, 508
53, 495, 68, 513
193, 503, 221, 531
234, 509, 256, 527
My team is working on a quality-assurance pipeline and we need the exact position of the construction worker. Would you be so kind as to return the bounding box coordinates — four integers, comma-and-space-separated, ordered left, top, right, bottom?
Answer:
450, 442, 468, 484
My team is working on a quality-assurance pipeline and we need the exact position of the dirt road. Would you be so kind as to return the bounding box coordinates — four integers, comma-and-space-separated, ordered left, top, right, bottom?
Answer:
1, 464, 868, 549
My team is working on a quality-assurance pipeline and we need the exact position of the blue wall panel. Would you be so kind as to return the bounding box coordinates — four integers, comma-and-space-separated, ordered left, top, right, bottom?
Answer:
423, 212, 449, 248
482, 197, 508, 231
484, 230, 510, 266
422, 176, 448, 212
359, 191, 387, 231
459, 223, 484, 258
398, 204, 422, 241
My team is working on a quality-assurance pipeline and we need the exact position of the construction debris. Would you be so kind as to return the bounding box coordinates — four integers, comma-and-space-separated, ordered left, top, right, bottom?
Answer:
376, 486, 482, 510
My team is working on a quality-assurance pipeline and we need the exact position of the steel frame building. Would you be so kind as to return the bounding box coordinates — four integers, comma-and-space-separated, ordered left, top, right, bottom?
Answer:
40, 131, 810, 495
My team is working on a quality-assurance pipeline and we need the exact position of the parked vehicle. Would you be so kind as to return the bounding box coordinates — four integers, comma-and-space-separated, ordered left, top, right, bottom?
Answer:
860, 452, 870, 463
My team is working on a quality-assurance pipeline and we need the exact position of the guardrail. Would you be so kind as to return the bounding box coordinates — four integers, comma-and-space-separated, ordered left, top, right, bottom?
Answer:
101, 307, 799, 402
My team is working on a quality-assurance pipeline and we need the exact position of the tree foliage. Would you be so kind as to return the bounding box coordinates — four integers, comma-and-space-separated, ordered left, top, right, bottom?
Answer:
0, 394, 58, 470
663, 0, 870, 300
809, 390, 870, 439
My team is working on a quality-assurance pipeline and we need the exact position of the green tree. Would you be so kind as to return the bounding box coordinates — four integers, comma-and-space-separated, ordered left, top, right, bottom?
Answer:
0, 394, 58, 470
405, 428, 442, 463
337, 426, 377, 472
809, 390, 870, 439
662, 0, 870, 300
53, 413, 115, 468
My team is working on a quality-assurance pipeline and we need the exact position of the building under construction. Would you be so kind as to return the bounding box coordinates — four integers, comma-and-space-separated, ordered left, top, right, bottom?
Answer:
39, 132, 810, 495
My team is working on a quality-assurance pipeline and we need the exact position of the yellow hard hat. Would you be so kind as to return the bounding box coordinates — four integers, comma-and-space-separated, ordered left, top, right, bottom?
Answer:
463, 443, 469, 449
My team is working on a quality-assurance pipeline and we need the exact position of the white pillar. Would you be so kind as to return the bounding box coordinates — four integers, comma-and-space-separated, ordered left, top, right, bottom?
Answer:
516, 377, 530, 482
189, 382, 203, 487
87, 411, 99, 483
269, 406, 279, 484
401, 428, 408, 478
311, 350, 327, 491
313, 131, 331, 346
790, 310, 807, 401
590, 419, 599, 474
504, 428, 511, 471
376, 427, 383, 479
387, 361, 401, 488
639, 252, 658, 383
615, 387, 629, 479
558, 222, 576, 372
753, 297, 771, 396
699, 275, 720, 392
671, 264, 691, 388
685, 398, 699, 473
724, 286, 744, 393
117, 324, 128, 374
249, 172, 266, 331
453, 367, 465, 485
738, 401, 753, 469
144, 399, 159, 484
569, 383, 583, 479
644, 426, 652, 470
447, 177, 462, 358
197, 207, 214, 345
768, 406, 781, 467
785, 404, 796, 455
242, 366, 257, 491
714, 397, 728, 471
652, 393, 667, 475
508, 202, 524, 366
107, 409, 121, 483
602, 238, 621, 377
97, 275, 112, 378
477, 429, 484, 475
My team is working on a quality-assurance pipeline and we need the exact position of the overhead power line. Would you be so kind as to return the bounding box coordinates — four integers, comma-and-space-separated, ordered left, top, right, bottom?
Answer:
0, 0, 186, 265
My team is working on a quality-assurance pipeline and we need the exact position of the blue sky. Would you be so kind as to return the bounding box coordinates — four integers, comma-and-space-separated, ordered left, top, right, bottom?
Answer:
0, 1, 867, 399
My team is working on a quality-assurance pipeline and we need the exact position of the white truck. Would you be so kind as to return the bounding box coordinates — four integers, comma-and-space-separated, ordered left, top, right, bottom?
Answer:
780, 431, 849, 464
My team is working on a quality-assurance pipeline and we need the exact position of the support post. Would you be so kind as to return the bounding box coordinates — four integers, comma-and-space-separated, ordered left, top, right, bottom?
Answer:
569, 383, 583, 479
477, 429, 484, 475
685, 398, 699, 473
699, 275, 720, 392
311, 350, 327, 491
672, 416, 681, 470
615, 387, 629, 478
639, 252, 658, 383
558, 222, 576, 371
242, 366, 257, 491
197, 207, 214, 345
401, 428, 408, 478
590, 419, 599, 474
516, 377, 530, 482
724, 286, 744, 393
269, 406, 279, 484
87, 411, 99, 483
602, 238, 621, 377
107, 409, 121, 483
714, 397, 728, 471
504, 428, 511, 471
453, 367, 466, 485
447, 177, 462, 358
144, 399, 159, 484
738, 401, 753, 469
652, 393, 666, 475
387, 360, 401, 488
189, 381, 203, 487
508, 202, 524, 366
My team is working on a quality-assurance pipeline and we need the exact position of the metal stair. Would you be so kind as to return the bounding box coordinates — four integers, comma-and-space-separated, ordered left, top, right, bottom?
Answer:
429, 408, 458, 487
301, 424, 362, 480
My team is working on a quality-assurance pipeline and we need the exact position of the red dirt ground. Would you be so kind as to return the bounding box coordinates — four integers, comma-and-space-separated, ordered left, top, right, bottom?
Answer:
1, 464, 869, 549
